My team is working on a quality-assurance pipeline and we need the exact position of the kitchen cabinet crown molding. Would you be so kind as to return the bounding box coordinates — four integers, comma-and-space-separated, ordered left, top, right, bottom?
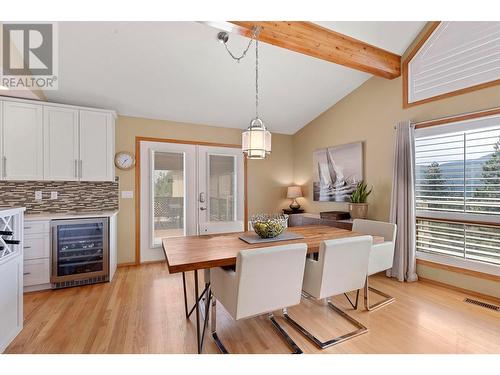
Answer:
0, 95, 117, 118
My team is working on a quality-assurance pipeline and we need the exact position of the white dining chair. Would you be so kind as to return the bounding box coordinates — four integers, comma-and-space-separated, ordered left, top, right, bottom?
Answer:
352, 219, 397, 311
283, 236, 372, 349
210, 243, 307, 354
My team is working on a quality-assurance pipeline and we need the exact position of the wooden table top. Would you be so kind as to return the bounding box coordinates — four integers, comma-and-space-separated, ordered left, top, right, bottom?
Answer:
162, 225, 384, 273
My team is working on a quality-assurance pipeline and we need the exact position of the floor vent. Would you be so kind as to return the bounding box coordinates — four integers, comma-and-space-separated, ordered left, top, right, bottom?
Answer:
54, 275, 108, 289
464, 298, 500, 312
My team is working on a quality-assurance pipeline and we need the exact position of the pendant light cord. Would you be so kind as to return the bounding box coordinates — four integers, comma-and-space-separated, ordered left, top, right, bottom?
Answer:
220, 26, 262, 122
255, 34, 259, 120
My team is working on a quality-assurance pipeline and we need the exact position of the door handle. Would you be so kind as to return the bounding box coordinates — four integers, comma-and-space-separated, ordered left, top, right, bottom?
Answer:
200, 207, 207, 211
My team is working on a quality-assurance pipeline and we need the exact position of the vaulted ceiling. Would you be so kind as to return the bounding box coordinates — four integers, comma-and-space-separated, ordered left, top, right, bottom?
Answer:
44, 21, 425, 134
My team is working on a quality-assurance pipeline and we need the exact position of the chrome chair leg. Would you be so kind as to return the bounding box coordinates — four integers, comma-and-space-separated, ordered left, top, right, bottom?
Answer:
211, 298, 228, 354
210, 299, 302, 354
283, 298, 368, 349
268, 311, 303, 354
343, 289, 360, 310
364, 276, 395, 311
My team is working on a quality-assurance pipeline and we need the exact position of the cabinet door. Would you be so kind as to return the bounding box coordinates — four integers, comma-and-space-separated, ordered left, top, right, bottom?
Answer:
43, 106, 79, 180
2, 101, 43, 180
79, 110, 114, 181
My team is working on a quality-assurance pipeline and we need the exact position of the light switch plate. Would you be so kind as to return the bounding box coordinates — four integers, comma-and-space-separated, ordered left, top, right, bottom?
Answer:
121, 191, 133, 199
35, 191, 42, 200
50, 191, 58, 200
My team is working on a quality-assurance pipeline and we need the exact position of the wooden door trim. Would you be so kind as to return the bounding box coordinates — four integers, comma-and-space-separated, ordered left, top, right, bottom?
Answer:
134, 137, 247, 265
403, 21, 500, 108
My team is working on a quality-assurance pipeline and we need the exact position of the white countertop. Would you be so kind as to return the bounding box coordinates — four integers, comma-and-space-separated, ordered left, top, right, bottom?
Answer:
25, 210, 119, 221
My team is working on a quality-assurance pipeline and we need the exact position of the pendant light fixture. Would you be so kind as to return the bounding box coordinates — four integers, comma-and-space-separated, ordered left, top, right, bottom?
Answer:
217, 27, 271, 159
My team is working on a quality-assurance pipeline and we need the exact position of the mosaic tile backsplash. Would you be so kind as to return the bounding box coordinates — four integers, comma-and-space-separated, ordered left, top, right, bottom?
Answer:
0, 181, 119, 214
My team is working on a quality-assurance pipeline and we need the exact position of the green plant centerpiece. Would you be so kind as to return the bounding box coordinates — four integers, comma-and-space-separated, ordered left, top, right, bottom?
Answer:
250, 213, 288, 238
348, 181, 372, 219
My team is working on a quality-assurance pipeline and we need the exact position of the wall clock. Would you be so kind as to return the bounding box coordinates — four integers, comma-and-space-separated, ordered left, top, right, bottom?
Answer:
114, 151, 136, 170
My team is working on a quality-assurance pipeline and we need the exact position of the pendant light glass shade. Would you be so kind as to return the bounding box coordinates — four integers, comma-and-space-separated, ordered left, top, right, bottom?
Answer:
242, 118, 271, 159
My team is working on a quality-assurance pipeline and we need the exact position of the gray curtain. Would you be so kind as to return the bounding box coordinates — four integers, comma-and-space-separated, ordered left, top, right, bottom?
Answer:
388, 121, 418, 282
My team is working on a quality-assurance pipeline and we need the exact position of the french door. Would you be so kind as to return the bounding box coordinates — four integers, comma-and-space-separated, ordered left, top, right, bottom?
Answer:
140, 141, 244, 262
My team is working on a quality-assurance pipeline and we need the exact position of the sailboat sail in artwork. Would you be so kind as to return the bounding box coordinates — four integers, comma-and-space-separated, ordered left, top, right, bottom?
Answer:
313, 143, 363, 202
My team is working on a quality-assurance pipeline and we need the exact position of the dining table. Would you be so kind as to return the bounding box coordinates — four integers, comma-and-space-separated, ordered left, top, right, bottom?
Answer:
162, 224, 385, 353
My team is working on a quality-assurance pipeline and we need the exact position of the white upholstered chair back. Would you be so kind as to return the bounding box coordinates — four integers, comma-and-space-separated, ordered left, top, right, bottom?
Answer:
235, 243, 307, 320
211, 243, 307, 321
352, 219, 397, 275
302, 236, 372, 300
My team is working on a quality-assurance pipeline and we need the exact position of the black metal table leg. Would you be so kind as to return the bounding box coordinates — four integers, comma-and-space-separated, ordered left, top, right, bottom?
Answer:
182, 272, 188, 318
194, 270, 201, 354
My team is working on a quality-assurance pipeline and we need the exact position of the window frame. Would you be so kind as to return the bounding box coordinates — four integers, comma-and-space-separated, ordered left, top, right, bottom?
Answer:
414, 109, 500, 275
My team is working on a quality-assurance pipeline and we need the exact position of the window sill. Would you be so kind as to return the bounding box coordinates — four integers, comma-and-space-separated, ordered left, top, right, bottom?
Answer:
416, 251, 500, 281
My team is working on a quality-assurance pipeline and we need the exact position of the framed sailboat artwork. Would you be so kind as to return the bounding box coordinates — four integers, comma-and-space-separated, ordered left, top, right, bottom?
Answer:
313, 142, 363, 202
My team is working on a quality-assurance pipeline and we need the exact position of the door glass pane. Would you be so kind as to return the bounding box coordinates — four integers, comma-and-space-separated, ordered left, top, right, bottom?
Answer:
153, 152, 184, 244
209, 155, 235, 222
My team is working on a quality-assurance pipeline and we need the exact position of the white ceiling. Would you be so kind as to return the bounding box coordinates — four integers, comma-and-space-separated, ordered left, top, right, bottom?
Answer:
45, 21, 425, 135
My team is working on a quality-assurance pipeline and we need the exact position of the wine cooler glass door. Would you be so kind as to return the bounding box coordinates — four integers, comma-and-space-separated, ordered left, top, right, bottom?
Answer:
51, 218, 109, 283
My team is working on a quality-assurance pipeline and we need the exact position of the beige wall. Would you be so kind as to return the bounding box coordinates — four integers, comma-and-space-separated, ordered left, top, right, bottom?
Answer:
115, 116, 293, 264
293, 78, 500, 219
292, 68, 500, 298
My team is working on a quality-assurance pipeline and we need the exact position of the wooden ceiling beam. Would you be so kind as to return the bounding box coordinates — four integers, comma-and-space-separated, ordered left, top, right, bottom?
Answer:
228, 21, 401, 79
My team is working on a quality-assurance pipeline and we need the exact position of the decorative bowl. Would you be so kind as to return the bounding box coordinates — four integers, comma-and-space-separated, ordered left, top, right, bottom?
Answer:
250, 214, 288, 238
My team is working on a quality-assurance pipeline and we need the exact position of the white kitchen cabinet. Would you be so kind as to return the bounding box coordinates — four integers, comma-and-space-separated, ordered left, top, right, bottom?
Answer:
43, 106, 79, 181
0, 98, 116, 182
1, 101, 44, 180
22, 220, 51, 292
79, 110, 114, 181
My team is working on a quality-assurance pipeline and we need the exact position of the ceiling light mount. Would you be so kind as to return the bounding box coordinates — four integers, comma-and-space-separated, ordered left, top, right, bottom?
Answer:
217, 31, 229, 44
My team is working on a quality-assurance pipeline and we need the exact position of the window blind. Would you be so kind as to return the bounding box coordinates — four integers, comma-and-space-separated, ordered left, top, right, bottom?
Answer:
415, 114, 500, 267
415, 127, 500, 215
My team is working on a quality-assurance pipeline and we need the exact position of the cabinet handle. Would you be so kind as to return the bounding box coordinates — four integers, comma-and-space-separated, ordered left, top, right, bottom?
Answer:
2, 156, 6, 178
23, 272, 31, 276
24, 226, 32, 230
74, 159, 78, 179
79, 160, 83, 179
23, 246, 31, 249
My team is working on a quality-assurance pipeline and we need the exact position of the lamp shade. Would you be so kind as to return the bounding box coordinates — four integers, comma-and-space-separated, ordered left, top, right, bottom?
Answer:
242, 118, 271, 159
287, 186, 303, 199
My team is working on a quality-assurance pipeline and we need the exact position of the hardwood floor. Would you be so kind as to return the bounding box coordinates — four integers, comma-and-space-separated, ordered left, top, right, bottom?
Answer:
6, 263, 500, 354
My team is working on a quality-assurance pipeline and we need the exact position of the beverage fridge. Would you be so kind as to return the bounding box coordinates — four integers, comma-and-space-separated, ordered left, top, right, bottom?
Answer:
51, 217, 109, 288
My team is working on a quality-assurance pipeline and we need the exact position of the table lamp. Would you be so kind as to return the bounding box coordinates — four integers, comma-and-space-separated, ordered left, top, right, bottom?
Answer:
287, 186, 303, 210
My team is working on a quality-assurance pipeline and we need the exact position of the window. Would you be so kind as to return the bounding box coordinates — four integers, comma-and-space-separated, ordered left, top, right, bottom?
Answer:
415, 113, 500, 269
